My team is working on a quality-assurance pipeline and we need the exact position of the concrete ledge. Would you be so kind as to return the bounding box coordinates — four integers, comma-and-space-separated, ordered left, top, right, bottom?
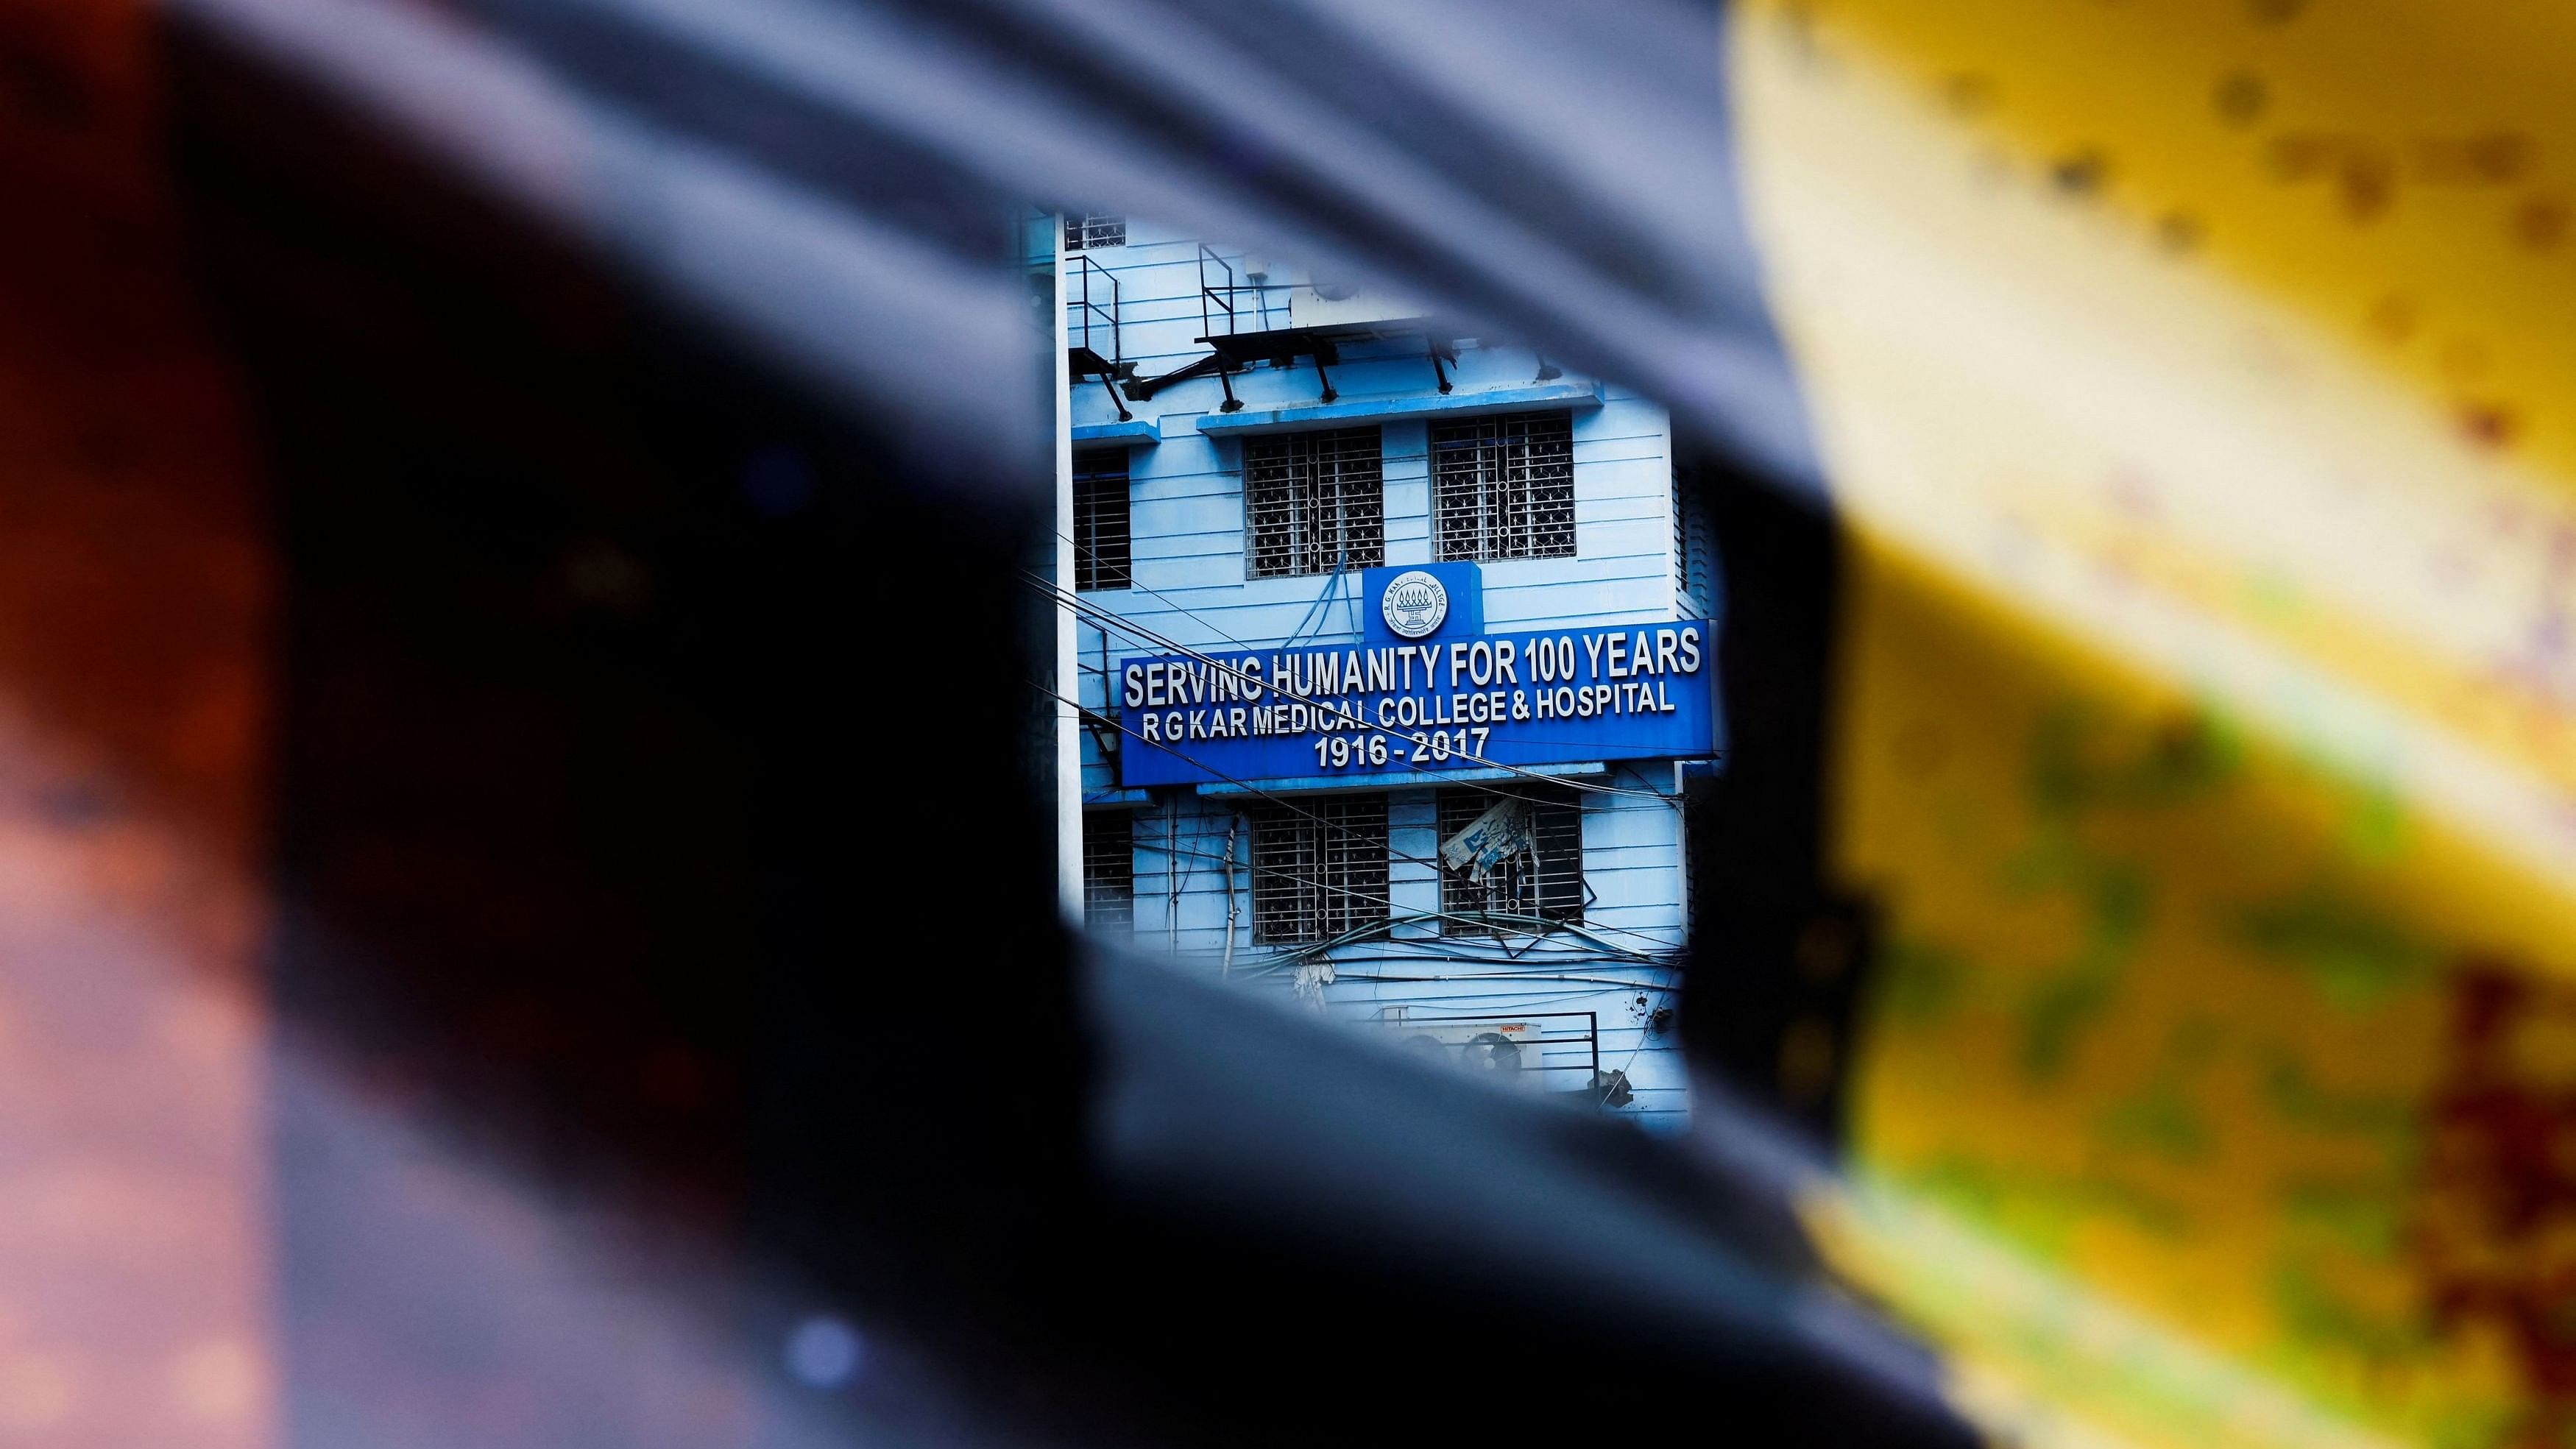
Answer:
1071, 418, 1160, 445
1190, 379, 1604, 436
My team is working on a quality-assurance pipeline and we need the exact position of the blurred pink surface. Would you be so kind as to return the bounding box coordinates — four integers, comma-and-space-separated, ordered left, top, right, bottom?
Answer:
0, 0, 275, 1439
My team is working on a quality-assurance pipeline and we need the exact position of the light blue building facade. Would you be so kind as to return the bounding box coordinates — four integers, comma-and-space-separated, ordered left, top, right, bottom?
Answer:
1061, 216, 1716, 1131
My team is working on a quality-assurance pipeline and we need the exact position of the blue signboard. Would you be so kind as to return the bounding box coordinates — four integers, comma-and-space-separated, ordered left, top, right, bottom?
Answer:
1114, 566, 1719, 788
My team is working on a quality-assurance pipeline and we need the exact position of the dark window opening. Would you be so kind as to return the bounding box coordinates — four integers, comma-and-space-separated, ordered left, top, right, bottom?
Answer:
1430, 411, 1575, 561
1245, 427, 1384, 579
1074, 449, 1132, 591
1437, 784, 1584, 933
1083, 811, 1135, 932
1066, 213, 1127, 249
1248, 795, 1390, 944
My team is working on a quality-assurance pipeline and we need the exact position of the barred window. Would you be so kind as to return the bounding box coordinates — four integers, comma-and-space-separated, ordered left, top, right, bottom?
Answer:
1430, 412, 1575, 561
1083, 811, 1134, 932
1245, 428, 1384, 578
1248, 795, 1390, 944
1437, 784, 1584, 934
1066, 213, 1126, 249
1073, 449, 1131, 591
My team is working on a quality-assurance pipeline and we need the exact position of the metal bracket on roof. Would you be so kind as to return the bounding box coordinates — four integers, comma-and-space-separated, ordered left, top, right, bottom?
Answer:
1123, 351, 1226, 403
1071, 348, 1132, 420
1428, 336, 1458, 394
1126, 319, 1466, 412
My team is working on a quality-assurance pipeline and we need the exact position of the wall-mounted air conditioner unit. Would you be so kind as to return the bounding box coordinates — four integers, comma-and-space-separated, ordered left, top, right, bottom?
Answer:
1379, 1012, 1565, 1091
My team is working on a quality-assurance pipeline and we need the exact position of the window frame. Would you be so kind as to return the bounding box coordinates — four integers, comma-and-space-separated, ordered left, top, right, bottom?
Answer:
1429, 411, 1577, 563
1242, 426, 1386, 580
1435, 784, 1585, 934
1082, 809, 1135, 932
1065, 213, 1127, 250
1246, 794, 1390, 945
1072, 447, 1132, 592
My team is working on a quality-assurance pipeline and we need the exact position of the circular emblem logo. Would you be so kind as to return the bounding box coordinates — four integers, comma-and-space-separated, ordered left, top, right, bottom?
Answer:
1381, 570, 1449, 640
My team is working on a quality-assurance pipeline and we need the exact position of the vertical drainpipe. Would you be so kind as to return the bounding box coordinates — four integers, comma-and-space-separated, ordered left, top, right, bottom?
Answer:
1053, 216, 1083, 924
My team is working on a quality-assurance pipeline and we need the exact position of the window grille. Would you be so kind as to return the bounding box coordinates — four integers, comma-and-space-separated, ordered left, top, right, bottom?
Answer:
1248, 795, 1390, 944
1437, 784, 1584, 933
1083, 811, 1134, 932
1245, 428, 1384, 578
1073, 449, 1131, 591
1672, 463, 1715, 616
1066, 213, 1126, 250
1429, 411, 1576, 561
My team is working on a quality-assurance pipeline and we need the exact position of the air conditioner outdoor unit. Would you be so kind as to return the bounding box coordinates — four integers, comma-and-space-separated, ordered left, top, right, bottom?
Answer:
1381, 1014, 1555, 1090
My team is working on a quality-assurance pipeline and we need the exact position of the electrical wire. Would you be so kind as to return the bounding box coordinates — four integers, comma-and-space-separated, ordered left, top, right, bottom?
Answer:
1062, 588, 1716, 779
1052, 534, 1719, 763
1124, 815, 1688, 961
1276, 545, 1354, 651
1028, 568, 1700, 806
1040, 539, 1707, 964
1299, 971, 1678, 991
1133, 835, 1683, 957
1041, 677, 1691, 956
1348, 985, 1636, 1008
1132, 815, 1692, 957
1088, 729, 1691, 958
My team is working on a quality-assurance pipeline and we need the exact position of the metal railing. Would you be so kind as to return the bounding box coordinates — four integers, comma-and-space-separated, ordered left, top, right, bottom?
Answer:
1196, 244, 1237, 341
1375, 1009, 1604, 1090
1068, 251, 1119, 369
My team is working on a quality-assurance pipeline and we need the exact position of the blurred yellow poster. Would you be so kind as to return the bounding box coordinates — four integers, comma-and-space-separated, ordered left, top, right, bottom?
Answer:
1731, 0, 2576, 1443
